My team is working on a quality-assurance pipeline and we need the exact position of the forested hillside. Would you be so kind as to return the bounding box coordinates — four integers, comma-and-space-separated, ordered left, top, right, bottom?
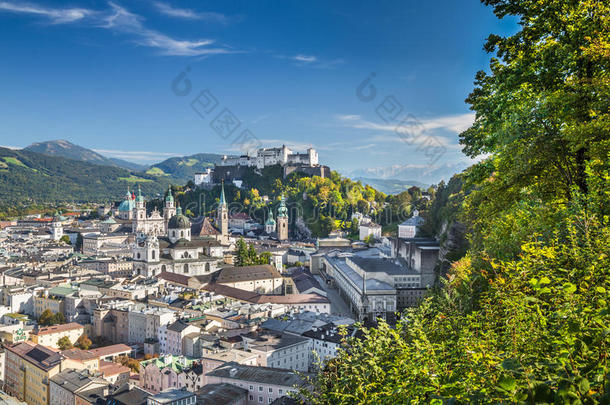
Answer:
304, 0, 610, 403
0, 147, 170, 205
171, 164, 431, 238
146, 153, 223, 182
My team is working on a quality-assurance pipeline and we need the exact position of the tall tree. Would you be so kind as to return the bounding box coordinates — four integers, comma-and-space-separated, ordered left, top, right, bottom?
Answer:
461, 0, 610, 205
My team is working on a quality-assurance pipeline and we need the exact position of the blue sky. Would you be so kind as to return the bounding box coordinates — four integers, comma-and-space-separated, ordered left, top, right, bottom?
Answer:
0, 0, 518, 178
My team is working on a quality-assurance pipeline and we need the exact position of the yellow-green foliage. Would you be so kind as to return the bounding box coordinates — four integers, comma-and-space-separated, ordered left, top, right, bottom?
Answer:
305, 0, 610, 402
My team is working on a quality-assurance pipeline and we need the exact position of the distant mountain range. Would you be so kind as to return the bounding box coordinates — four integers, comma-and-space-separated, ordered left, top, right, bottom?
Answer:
23, 140, 223, 182
349, 162, 469, 186
24, 140, 147, 171
1, 140, 463, 205
352, 177, 429, 194
0, 147, 170, 205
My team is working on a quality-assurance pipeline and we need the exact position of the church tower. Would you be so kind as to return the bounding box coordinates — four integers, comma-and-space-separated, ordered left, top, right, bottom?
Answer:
51, 213, 63, 241
163, 185, 176, 232
133, 186, 147, 233
217, 181, 228, 238
277, 195, 289, 241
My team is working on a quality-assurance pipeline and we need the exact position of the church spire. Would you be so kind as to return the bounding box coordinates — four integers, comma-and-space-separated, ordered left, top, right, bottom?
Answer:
136, 185, 144, 202
220, 181, 226, 206
277, 194, 288, 218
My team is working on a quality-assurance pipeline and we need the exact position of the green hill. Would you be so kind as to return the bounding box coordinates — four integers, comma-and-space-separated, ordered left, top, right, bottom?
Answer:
146, 153, 223, 182
0, 147, 170, 205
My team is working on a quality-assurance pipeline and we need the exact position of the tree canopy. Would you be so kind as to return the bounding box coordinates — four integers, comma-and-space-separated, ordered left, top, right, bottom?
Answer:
305, 0, 610, 403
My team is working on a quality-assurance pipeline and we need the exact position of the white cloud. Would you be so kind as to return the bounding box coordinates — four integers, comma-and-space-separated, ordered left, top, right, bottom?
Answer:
335, 114, 361, 121
273, 53, 344, 69
293, 54, 317, 63
153, 2, 230, 24
336, 112, 474, 149
93, 148, 181, 163
0, 1, 91, 23
103, 2, 232, 57
0, 1, 235, 57
337, 112, 474, 134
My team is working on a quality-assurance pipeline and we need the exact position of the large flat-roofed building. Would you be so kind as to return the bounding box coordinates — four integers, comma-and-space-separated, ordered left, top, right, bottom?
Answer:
205, 363, 308, 405
241, 333, 310, 372
146, 389, 195, 405
4, 342, 63, 405
393, 238, 440, 287
216, 265, 283, 294
195, 383, 247, 405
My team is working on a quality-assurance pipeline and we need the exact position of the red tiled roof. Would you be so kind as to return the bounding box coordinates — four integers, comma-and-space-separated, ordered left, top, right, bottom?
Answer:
99, 360, 130, 376
89, 344, 132, 358
158, 271, 193, 286
61, 348, 98, 361
203, 283, 329, 305
32, 322, 84, 336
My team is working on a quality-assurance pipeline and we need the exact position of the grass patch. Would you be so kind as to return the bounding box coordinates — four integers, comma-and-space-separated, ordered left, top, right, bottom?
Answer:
2, 157, 28, 168
118, 176, 153, 183
146, 167, 168, 176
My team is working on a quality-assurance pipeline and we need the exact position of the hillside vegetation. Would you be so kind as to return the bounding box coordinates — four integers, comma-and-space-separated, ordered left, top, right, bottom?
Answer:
174, 165, 431, 238
0, 147, 170, 205
146, 153, 223, 182
304, 0, 610, 403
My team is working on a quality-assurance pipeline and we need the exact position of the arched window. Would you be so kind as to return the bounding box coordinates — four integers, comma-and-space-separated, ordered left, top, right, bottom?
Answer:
173, 231, 176, 238
205, 263, 210, 272
183, 264, 189, 274
152, 250, 156, 260
137, 253, 141, 259
161, 265, 166, 272
181, 231, 184, 238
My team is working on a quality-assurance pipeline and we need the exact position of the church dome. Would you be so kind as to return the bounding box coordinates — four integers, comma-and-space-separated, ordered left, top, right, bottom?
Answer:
118, 199, 134, 212
265, 208, 276, 225
168, 207, 190, 229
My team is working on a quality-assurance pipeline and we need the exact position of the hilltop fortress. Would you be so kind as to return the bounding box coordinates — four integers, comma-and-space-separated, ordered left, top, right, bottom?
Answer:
195, 145, 330, 186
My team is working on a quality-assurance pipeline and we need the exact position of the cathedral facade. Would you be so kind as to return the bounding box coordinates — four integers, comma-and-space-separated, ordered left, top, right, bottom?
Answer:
117, 186, 176, 236
130, 185, 228, 278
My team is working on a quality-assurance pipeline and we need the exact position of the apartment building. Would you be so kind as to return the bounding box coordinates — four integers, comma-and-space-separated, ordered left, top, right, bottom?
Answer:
30, 323, 84, 349
4, 342, 63, 405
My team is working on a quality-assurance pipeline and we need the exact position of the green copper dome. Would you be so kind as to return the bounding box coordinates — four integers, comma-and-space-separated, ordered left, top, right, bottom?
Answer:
168, 206, 190, 229
265, 208, 276, 225
119, 188, 135, 212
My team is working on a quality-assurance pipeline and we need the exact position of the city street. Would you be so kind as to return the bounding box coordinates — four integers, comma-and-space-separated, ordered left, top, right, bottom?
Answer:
314, 275, 353, 318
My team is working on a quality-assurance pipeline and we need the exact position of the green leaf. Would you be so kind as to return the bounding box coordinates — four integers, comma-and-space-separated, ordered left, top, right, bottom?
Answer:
563, 283, 577, 294
498, 376, 517, 393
